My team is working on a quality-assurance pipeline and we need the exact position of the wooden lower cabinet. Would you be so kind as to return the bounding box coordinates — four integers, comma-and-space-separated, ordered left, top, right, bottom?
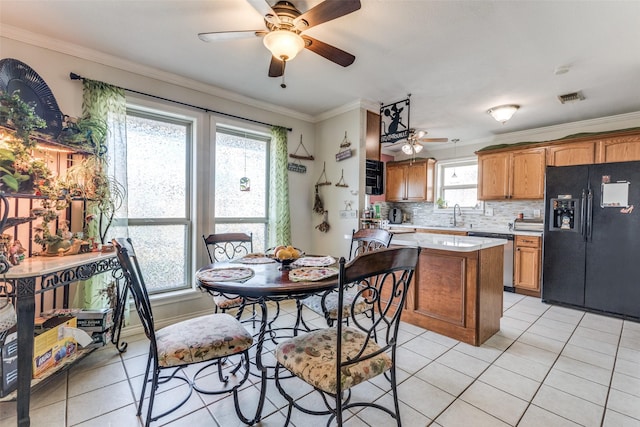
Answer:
398, 245, 504, 346
514, 235, 541, 296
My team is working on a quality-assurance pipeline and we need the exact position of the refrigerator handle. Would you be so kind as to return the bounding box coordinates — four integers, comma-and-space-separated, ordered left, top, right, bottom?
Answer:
580, 189, 587, 240
586, 187, 593, 240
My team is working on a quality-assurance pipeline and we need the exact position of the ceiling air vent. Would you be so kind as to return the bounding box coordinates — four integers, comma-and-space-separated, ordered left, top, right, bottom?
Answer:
557, 91, 585, 104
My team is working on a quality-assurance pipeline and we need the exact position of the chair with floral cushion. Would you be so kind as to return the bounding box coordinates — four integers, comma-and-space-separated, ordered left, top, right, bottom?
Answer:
275, 246, 420, 426
298, 228, 393, 327
114, 237, 256, 427
202, 232, 253, 313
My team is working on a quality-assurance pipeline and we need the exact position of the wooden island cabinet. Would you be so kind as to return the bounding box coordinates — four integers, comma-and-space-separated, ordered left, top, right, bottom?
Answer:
390, 233, 506, 346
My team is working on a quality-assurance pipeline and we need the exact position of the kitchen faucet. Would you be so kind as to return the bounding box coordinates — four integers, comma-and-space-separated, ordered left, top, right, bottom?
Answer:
453, 204, 462, 227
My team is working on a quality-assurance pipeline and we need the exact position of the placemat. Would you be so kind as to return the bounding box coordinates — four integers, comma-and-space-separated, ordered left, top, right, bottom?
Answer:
234, 253, 276, 264
289, 267, 339, 282
291, 255, 336, 267
196, 267, 255, 284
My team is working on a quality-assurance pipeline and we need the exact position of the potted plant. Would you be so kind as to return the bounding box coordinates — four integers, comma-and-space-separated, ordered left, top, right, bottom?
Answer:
0, 91, 49, 193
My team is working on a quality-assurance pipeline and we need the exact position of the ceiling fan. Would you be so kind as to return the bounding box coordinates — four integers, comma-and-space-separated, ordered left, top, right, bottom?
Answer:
198, 0, 361, 85
385, 128, 449, 154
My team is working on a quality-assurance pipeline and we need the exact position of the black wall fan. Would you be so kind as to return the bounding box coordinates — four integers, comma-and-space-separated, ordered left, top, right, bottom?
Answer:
198, 0, 360, 82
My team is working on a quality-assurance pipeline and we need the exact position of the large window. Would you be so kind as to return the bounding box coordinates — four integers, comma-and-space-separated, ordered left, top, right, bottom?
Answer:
435, 158, 482, 212
214, 127, 269, 252
125, 109, 192, 293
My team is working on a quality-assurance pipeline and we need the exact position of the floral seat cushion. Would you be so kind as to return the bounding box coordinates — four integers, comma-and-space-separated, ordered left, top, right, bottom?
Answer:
212, 294, 244, 310
156, 313, 253, 368
275, 327, 392, 394
301, 291, 368, 319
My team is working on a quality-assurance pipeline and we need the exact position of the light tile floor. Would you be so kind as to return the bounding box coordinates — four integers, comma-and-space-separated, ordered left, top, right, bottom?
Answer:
2, 292, 640, 426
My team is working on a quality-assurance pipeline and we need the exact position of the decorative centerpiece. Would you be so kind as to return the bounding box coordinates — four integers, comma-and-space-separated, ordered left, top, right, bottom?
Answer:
266, 245, 303, 270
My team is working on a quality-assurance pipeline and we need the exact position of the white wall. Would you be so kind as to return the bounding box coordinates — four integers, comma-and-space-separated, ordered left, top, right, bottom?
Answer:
311, 108, 364, 259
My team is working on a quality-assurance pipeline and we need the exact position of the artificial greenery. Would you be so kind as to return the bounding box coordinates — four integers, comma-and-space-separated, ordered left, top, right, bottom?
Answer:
0, 90, 46, 146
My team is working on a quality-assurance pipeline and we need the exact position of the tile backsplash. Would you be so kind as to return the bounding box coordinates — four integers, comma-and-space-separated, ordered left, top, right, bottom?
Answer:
376, 200, 545, 230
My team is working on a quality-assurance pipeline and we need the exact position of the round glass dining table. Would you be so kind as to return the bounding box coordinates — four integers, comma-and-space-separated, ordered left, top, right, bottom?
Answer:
195, 258, 341, 424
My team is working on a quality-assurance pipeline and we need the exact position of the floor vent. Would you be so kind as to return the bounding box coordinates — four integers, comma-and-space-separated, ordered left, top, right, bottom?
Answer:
557, 91, 585, 104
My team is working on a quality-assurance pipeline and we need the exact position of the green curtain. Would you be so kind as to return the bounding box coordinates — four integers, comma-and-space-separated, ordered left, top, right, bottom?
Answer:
73, 79, 128, 313
268, 126, 291, 247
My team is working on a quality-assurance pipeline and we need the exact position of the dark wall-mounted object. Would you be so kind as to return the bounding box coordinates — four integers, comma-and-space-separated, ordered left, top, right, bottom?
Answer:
365, 159, 384, 195
0, 58, 64, 138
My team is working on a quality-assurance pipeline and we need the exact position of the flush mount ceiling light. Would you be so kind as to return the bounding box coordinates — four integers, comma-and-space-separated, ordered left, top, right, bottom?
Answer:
263, 30, 305, 61
487, 104, 520, 124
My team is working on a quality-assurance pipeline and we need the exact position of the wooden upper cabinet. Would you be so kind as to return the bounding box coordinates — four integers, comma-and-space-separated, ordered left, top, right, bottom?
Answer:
547, 141, 596, 166
510, 148, 546, 199
596, 135, 640, 163
385, 162, 406, 202
385, 158, 435, 202
478, 148, 545, 200
478, 152, 510, 199
365, 111, 381, 160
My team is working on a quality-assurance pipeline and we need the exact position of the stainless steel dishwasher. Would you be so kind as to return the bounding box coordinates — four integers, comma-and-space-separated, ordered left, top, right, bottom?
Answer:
467, 231, 514, 291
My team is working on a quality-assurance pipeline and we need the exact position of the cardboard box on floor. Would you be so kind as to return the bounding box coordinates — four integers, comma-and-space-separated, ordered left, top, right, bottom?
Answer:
33, 316, 79, 378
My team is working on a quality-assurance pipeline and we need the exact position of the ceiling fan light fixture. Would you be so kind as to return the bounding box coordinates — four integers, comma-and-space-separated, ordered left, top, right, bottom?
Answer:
487, 104, 520, 124
401, 142, 423, 155
263, 30, 305, 61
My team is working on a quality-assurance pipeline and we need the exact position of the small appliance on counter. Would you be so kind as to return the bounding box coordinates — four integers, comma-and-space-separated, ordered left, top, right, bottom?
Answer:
388, 208, 403, 224
513, 217, 544, 232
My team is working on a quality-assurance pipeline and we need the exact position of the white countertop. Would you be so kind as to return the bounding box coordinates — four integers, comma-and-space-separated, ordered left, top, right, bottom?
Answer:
391, 232, 507, 252
4, 251, 116, 278
387, 224, 543, 237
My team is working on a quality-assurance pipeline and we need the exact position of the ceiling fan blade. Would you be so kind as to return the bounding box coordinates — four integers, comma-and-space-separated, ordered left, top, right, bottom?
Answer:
246, 0, 281, 25
198, 30, 265, 42
269, 57, 284, 77
294, 0, 361, 30
301, 35, 355, 67
419, 137, 449, 143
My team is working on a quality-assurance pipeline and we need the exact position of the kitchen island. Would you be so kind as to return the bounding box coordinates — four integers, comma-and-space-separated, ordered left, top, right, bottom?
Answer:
390, 233, 506, 346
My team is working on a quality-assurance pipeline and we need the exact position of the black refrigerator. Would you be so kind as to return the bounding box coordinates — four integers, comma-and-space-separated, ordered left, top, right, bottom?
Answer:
543, 161, 640, 319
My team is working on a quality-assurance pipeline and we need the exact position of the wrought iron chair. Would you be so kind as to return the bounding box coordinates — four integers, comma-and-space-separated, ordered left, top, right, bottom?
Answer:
298, 228, 393, 327
113, 237, 255, 427
275, 246, 421, 426
202, 233, 253, 314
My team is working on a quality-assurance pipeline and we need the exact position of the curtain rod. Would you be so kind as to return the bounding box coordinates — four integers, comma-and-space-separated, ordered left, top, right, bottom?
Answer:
69, 72, 292, 132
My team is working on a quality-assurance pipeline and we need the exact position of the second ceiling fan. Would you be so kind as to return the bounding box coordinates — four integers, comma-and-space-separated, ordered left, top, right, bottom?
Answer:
198, 0, 361, 84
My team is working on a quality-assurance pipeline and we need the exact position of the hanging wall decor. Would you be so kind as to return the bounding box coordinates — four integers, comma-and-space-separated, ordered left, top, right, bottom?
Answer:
288, 134, 313, 173
335, 131, 353, 161
240, 141, 250, 191
316, 210, 330, 233
313, 161, 331, 214
380, 97, 410, 145
335, 169, 348, 188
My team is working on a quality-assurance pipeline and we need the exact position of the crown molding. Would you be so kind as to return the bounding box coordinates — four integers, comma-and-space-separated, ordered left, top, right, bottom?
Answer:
481, 110, 640, 146
0, 25, 314, 123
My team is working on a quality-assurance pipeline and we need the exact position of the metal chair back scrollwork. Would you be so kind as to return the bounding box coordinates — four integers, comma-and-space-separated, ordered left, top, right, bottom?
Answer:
275, 246, 421, 426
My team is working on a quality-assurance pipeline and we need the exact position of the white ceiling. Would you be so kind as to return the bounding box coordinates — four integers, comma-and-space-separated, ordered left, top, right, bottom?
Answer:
2, 0, 640, 149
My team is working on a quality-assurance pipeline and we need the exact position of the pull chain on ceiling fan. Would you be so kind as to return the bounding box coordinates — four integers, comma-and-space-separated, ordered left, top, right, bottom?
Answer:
198, 0, 361, 86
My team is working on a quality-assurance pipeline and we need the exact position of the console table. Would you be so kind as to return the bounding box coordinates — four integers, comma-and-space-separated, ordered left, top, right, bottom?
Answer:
0, 252, 126, 427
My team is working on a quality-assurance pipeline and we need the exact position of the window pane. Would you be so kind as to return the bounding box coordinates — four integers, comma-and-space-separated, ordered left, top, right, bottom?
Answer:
128, 224, 188, 292
215, 133, 267, 218
443, 188, 479, 208
443, 164, 477, 186
126, 114, 188, 218
214, 223, 267, 253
